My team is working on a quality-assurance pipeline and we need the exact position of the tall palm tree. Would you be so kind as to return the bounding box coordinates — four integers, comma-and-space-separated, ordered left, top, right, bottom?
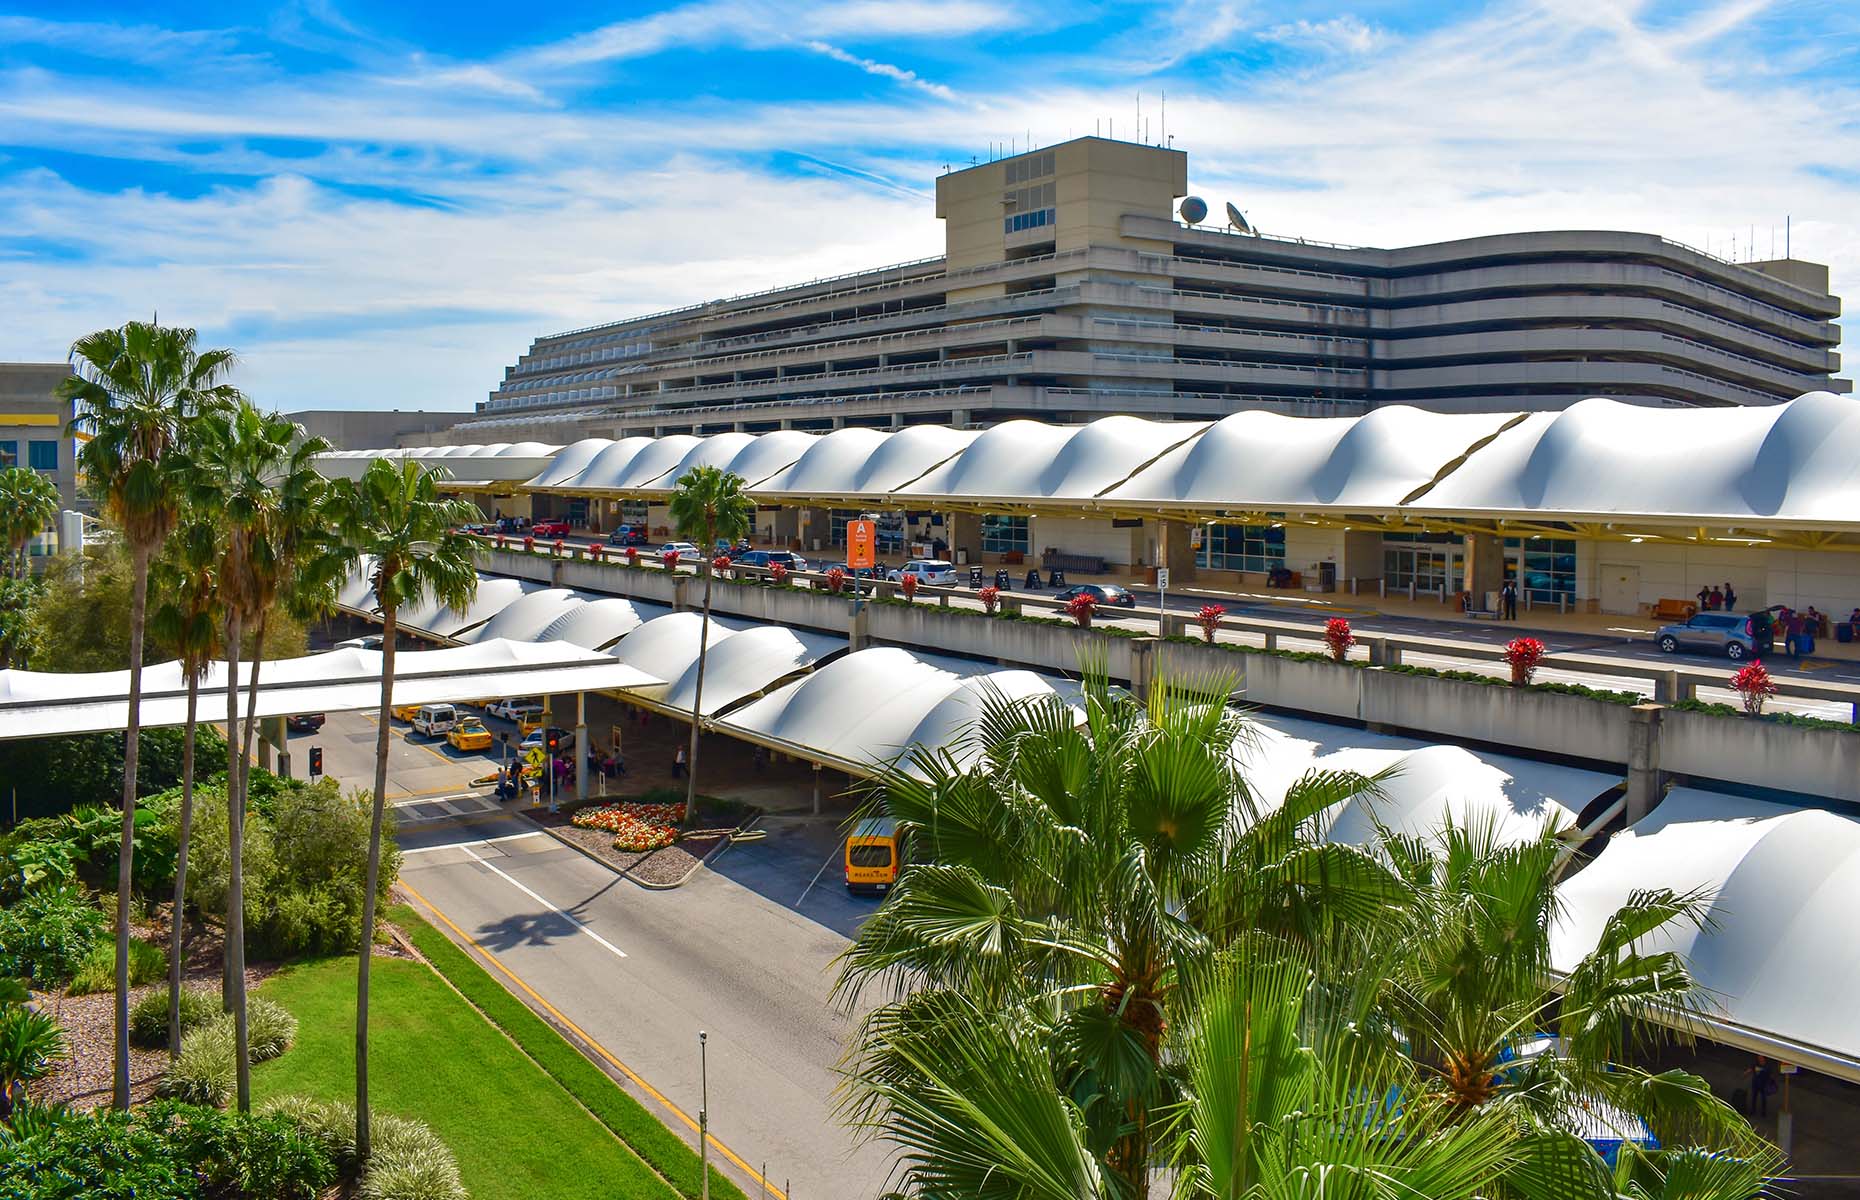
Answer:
835, 673, 1406, 1192
55, 319, 241, 1110
176, 402, 333, 1111
327, 458, 477, 1160
666, 466, 754, 819
148, 513, 223, 1060
0, 466, 60, 578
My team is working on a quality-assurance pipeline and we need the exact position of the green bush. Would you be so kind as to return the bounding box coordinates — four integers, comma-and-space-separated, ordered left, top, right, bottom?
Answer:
0, 724, 226, 824
246, 996, 298, 1062
0, 1105, 195, 1199
161, 1019, 236, 1106
66, 937, 167, 997
148, 1099, 335, 1200
361, 1113, 467, 1200
260, 1094, 358, 1172
0, 885, 106, 985
182, 784, 275, 926
129, 983, 220, 1048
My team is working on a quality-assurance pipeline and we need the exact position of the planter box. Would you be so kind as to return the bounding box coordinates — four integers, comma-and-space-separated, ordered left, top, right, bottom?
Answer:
1662, 707, 1860, 803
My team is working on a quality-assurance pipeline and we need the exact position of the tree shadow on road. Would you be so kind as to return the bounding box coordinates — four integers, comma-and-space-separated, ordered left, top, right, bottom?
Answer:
474, 908, 584, 951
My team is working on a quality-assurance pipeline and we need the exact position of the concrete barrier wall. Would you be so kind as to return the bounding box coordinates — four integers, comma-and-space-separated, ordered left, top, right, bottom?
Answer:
1662, 708, 1860, 805
476, 547, 1858, 803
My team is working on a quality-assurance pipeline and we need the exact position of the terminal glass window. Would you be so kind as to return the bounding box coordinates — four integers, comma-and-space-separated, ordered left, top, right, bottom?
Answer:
980, 515, 1029, 555
1506, 537, 1577, 604
830, 509, 858, 547
0, 440, 15, 468
1381, 532, 1461, 596
619, 500, 648, 526
1198, 524, 1285, 574
28, 440, 56, 471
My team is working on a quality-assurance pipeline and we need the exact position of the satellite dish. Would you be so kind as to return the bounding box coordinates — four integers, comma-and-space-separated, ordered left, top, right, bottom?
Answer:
1226, 202, 1253, 235
1178, 196, 1208, 225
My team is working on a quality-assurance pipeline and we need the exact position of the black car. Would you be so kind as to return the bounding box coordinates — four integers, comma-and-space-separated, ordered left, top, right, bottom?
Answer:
1054, 583, 1138, 608
286, 713, 326, 733
606, 526, 648, 547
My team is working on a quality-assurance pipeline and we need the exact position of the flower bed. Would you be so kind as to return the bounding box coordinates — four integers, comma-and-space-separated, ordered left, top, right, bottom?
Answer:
571, 801, 686, 852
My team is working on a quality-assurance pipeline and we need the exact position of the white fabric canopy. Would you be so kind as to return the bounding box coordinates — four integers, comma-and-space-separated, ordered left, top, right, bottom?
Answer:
605, 611, 756, 691
0, 640, 662, 740
523, 436, 617, 490
534, 597, 671, 650
895, 416, 1204, 504
457, 588, 596, 645
1236, 714, 1613, 846
746, 425, 979, 500
1552, 788, 1860, 1072
655, 624, 846, 716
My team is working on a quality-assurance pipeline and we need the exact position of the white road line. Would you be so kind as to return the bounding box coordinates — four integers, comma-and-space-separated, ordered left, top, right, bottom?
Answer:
402, 830, 546, 855
455, 842, 629, 961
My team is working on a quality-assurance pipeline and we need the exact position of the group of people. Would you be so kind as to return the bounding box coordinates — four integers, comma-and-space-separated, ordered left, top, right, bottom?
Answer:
490, 742, 628, 802
1695, 581, 1739, 612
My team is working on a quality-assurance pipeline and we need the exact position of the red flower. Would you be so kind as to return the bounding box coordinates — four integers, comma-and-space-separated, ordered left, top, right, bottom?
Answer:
664, 549, 681, 572
496, 534, 508, 550
979, 584, 1001, 614
1065, 592, 1097, 628
522, 535, 535, 552
900, 572, 919, 600
824, 566, 846, 594
1732, 660, 1777, 715
1503, 636, 1548, 686
588, 544, 602, 562
571, 801, 686, 851
1196, 603, 1226, 643
712, 554, 732, 576
626, 546, 640, 566
553, 538, 566, 557
1324, 617, 1354, 662
769, 561, 788, 584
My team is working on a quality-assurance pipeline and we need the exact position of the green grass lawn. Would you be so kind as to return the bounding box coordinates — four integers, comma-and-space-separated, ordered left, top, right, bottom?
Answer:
251, 953, 679, 1200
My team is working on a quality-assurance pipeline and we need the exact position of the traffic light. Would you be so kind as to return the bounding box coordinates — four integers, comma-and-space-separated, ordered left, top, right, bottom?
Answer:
308, 746, 323, 776
545, 730, 562, 754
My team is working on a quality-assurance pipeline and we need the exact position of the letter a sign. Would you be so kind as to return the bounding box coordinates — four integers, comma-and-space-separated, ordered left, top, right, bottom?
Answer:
847, 519, 877, 570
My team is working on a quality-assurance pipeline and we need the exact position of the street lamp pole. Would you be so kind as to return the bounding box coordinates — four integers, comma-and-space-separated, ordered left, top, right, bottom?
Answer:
698, 1030, 710, 1200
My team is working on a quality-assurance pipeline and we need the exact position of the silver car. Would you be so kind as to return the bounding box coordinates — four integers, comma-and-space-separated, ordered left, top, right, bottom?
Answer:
1654, 612, 1760, 660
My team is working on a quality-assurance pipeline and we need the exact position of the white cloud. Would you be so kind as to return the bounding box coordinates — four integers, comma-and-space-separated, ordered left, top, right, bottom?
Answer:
803, 41, 958, 100
1258, 15, 1386, 55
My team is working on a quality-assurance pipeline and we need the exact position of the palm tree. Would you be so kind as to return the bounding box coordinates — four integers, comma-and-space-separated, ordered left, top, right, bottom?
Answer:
835, 673, 1406, 1192
1376, 820, 1758, 1152
148, 512, 223, 1060
666, 466, 754, 820
176, 402, 333, 1111
56, 319, 241, 1110
0, 466, 60, 578
327, 458, 478, 1160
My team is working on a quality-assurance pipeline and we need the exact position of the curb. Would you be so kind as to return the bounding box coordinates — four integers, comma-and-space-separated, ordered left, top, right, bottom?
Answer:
520, 803, 763, 891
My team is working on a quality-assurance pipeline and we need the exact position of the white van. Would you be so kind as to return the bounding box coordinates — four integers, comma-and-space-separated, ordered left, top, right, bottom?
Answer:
412, 704, 458, 737
887, 559, 957, 585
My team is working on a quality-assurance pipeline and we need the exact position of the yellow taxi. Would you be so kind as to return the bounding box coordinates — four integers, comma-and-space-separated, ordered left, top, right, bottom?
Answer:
447, 717, 493, 752
391, 703, 422, 723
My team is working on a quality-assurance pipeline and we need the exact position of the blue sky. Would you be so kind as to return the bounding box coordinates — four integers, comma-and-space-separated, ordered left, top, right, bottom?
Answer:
2, 0, 1857, 411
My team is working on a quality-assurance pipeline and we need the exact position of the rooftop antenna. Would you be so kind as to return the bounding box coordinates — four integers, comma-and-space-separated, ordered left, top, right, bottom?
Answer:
1787, 214, 1791, 258
1161, 90, 1166, 146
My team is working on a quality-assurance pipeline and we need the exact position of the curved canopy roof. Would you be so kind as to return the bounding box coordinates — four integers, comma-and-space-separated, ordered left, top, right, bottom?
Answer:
533, 597, 670, 651
749, 425, 979, 500
717, 647, 991, 770
395, 576, 543, 639
655, 624, 846, 716
891, 670, 1086, 776
549, 436, 659, 492
524, 437, 616, 489
634, 429, 819, 496
1106, 407, 1517, 512
895, 416, 1204, 505
606, 611, 756, 688
1412, 391, 1860, 525
1237, 715, 1612, 846
457, 588, 593, 645
1552, 788, 1860, 1071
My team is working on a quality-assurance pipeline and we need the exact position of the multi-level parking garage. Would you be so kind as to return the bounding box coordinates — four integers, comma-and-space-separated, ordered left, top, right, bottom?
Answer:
448, 137, 1844, 444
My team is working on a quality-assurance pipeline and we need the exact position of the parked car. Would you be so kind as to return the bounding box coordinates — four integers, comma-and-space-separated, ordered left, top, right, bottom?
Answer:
485, 697, 544, 722
1654, 612, 1761, 660
391, 702, 422, 723
285, 713, 325, 733
1054, 583, 1138, 608
532, 519, 572, 537
737, 550, 808, 572
606, 525, 648, 547
411, 703, 459, 737
519, 726, 575, 753
447, 717, 494, 752
886, 559, 957, 585
334, 635, 382, 651
659, 541, 701, 559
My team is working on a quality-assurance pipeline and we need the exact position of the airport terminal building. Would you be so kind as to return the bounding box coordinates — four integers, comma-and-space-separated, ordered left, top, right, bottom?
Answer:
448, 136, 1845, 445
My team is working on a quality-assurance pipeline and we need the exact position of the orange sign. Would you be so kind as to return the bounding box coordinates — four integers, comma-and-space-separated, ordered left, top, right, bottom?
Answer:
847, 519, 876, 569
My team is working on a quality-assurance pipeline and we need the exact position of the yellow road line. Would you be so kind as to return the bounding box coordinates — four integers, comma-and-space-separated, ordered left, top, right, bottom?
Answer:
399, 882, 784, 1200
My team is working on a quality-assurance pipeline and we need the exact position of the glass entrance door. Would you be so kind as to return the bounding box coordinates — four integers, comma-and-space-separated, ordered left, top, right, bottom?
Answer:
1383, 546, 1461, 596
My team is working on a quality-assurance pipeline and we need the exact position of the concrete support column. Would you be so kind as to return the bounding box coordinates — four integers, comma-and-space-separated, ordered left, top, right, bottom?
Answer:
1463, 533, 1504, 606
1160, 520, 1199, 584
1129, 638, 1157, 702
812, 764, 823, 817
1626, 703, 1665, 824
849, 605, 869, 652
671, 575, 691, 611
949, 512, 982, 564
575, 692, 589, 804
951, 409, 970, 426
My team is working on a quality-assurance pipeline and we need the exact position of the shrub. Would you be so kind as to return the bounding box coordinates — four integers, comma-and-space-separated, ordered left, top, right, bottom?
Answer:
0, 1105, 196, 1199
1732, 660, 1777, 715
978, 584, 1000, 614
824, 566, 846, 594
1504, 636, 1548, 686
148, 1100, 335, 1200
245, 996, 298, 1062
1197, 603, 1225, 643
768, 561, 788, 584
1064, 592, 1096, 628
663, 549, 680, 573
1323, 617, 1355, 663
130, 983, 220, 1049
0, 885, 106, 985
161, 1019, 235, 1105
362, 1113, 467, 1200
67, 937, 167, 996
625, 546, 639, 567
0, 1002, 67, 1104
260, 1094, 359, 1173
711, 554, 731, 577
900, 572, 918, 600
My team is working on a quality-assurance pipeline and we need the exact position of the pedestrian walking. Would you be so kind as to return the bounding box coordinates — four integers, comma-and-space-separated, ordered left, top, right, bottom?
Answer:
673, 744, 687, 779
1723, 581, 1737, 612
